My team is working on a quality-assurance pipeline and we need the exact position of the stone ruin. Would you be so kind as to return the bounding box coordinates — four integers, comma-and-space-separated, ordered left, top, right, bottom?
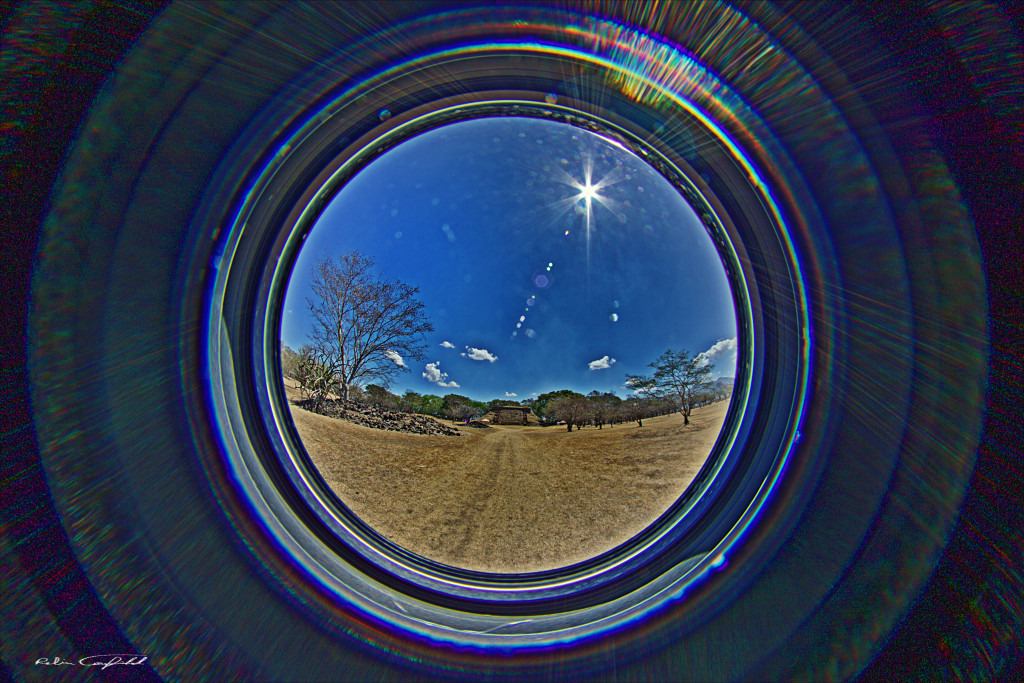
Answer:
295, 398, 463, 436
490, 405, 532, 425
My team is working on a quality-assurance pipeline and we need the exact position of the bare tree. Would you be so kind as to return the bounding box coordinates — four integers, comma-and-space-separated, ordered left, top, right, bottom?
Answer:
621, 397, 651, 427
280, 344, 302, 379
450, 403, 477, 424
646, 348, 714, 425
623, 373, 657, 427
549, 394, 589, 432
306, 252, 432, 406
586, 390, 621, 429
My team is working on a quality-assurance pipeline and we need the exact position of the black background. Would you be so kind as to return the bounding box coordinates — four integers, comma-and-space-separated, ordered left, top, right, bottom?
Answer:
2, 2, 1020, 680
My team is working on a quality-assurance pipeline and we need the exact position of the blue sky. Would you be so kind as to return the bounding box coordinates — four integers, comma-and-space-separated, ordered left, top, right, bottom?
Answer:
282, 116, 737, 401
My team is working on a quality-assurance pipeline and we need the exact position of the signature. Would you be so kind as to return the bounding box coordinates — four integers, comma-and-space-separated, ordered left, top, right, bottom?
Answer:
35, 655, 148, 670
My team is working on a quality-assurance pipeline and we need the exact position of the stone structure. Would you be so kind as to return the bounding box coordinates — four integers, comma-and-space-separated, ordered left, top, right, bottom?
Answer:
296, 398, 462, 436
492, 405, 532, 425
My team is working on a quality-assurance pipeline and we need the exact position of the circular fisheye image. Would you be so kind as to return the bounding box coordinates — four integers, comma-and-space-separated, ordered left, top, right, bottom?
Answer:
280, 115, 738, 573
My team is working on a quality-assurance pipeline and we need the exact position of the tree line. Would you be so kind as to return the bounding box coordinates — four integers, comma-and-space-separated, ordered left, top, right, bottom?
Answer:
284, 251, 730, 429
283, 344, 730, 431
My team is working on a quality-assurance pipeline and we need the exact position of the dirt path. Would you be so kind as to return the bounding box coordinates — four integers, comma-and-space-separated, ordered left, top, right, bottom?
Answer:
426, 430, 518, 568
288, 397, 728, 573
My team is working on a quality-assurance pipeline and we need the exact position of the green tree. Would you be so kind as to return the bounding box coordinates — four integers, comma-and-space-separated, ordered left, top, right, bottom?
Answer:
486, 398, 520, 411
400, 390, 421, 413
406, 393, 444, 416
531, 389, 580, 421
365, 384, 398, 409
441, 393, 485, 422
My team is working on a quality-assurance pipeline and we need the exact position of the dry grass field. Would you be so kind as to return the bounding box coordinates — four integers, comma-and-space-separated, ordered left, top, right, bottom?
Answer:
285, 382, 728, 573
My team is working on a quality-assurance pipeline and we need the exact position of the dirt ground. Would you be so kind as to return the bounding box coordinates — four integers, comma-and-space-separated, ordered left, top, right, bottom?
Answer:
286, 384, 727, 573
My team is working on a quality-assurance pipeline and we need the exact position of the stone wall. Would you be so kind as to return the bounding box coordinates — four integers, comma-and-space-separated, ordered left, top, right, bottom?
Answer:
493, 407, 530, 425
296, 399, 462, 436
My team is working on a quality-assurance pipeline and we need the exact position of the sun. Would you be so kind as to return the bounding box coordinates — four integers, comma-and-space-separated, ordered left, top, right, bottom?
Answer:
577, 181, 600, 202
550, 150, 624, 269
566, 159, 616, 240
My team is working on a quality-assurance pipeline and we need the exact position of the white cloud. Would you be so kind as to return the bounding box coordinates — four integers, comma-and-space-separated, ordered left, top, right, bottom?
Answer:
440, 341, 456, 349
697, 337, 738, 368
423, 361, 459, 388
462, 346, 497, 362
624, 376, 655, 395
705, 337, 738, 360
422, 362, 445, 383
588, 355, 617, 370
385, 350, 406, 368
505, 391, 517, 397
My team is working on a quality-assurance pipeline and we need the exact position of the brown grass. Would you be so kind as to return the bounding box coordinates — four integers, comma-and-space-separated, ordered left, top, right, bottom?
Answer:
285, 380, 727, 573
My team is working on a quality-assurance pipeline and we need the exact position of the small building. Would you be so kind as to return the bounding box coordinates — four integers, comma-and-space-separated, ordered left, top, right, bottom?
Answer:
491, 405, 532, 425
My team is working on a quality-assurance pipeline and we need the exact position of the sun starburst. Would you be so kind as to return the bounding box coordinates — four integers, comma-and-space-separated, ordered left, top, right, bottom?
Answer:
559, 154, 622, 266
577, 181, 600, 202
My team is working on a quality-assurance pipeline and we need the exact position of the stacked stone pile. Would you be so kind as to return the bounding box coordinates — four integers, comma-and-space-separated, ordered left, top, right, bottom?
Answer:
297, 399, 463, 436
